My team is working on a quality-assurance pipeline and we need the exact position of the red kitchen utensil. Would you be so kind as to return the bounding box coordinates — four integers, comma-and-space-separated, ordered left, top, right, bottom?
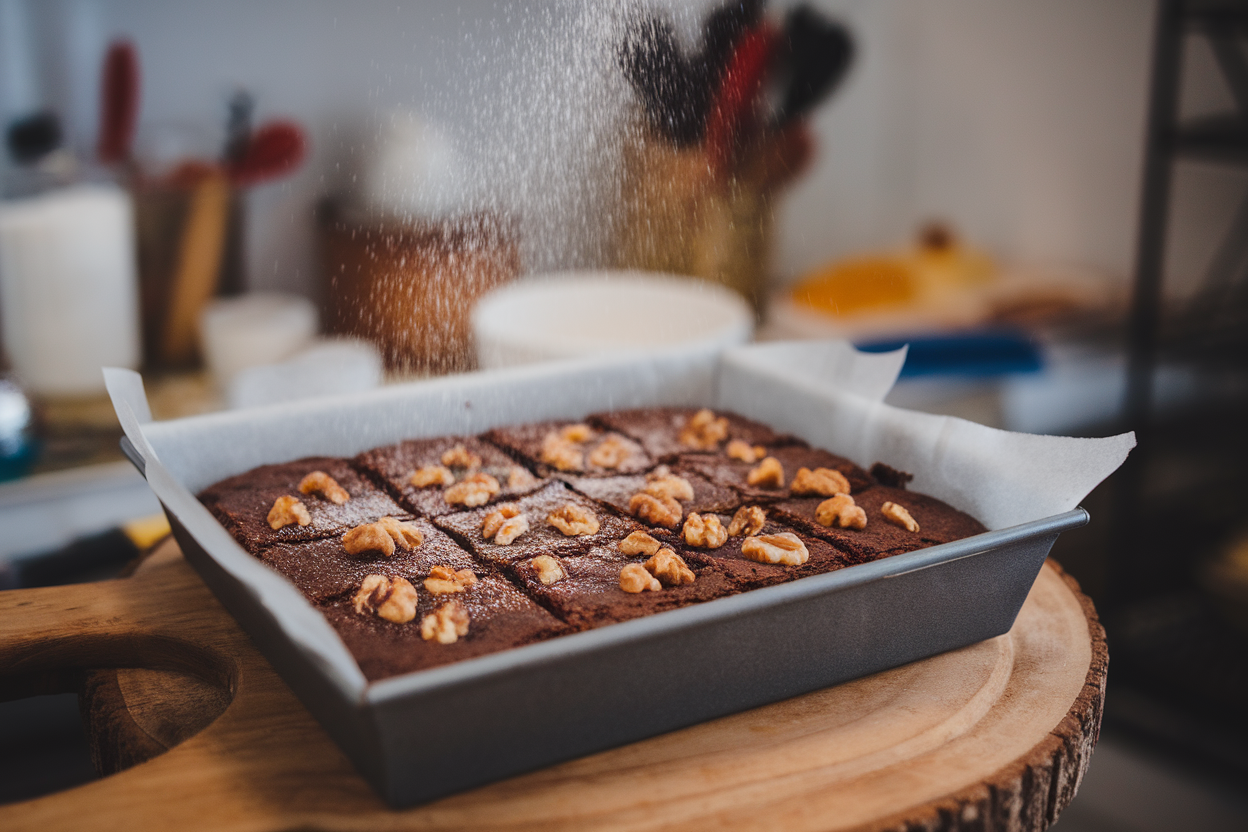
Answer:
703, 23, 779, 176
227, 121, 306, 186
97, 41, 140, 164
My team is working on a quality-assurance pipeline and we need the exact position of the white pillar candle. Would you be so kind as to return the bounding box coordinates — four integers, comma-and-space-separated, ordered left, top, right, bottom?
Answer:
0, 183, 141, 395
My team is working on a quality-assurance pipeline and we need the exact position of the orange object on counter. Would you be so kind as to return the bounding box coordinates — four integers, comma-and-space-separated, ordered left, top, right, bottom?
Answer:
791, 223, 995, 319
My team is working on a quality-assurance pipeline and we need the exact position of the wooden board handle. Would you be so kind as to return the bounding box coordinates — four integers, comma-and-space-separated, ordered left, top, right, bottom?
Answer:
0, 566, 234, 693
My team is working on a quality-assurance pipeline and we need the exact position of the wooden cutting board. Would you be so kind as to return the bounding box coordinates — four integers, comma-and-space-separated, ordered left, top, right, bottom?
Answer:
0, 540, 1106, 831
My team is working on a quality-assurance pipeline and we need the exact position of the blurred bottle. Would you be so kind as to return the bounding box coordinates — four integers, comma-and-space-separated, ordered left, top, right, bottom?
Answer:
0, 182, 141, 395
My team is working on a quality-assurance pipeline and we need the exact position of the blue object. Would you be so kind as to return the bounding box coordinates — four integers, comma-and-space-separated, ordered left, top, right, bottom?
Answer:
856, 329, 1044, 379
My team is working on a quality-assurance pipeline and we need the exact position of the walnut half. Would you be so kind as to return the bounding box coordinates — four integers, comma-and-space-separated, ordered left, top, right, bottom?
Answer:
726, 439, 766, 463
444, 473, 500, 507
529, 554, 566, 586
588, 435, 631, 469
618, 530, 663, 556
727, 505, 766, 537
747, 457, 785, 489
342, 522, 396, 557
790, 467, 850, 498
741, 533, 810, 566
815, 494, 867, 530
629, 492, 683, 529
548, 503, 600, 536
881, 501, 920, 533
482, 504, 528, 544
353, 574, 418, 624
421, 602, 470, 644
410, 465, 455, 488
619, 562, 661, 593
267, 495, 311, 530
683, 513, 728, 548
644, 473, 694, 502
679, 408, 729, 450
298, 471, 350, 505
645, 548, 695, 586
424, 564, 478, 595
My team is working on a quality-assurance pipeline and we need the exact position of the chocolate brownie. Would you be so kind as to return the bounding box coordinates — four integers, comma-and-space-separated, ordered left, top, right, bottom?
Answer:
485, 421, 652, 477
503, 545, 737, 631
259, 519, 477, 602
588, 407, 802, 460
433, 481, 640, 564
198, 408, 991, 684
563, 468, 740, 524
354, 436, 545, 518
772, 485, 988, 560
679, 444, 875, 502
317, 576, 566, 681
197, 456, 412, 551
677, 514, 858, 591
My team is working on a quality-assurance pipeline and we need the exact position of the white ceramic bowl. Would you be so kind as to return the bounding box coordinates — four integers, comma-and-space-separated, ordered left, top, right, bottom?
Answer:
471, 270, 754, 369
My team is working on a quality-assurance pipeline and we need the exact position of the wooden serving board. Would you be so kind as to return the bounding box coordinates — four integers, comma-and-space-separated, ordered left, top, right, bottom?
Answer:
0, 540, 1106, 832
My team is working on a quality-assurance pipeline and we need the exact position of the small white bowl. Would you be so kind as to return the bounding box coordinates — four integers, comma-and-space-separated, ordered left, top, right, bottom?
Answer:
471, 270, 754, 369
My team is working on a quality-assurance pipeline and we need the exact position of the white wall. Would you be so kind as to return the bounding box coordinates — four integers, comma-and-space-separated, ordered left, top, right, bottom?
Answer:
8, 0, 1212, 300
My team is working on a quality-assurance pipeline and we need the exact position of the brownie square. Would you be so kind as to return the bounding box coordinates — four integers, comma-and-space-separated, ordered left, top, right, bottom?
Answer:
679, 444, 875, 502
198, 456, 412, 552
485, 421, 652, 477
503, 545, 738, 631
318, 575, 566, 681
434, 481, 641, 564
564, 468, 740, 527
676, 514, 857, 591
259, 519, 478, 602
588, 407, 803, 461
354, 436, 545, 518
772, 485, 988, 561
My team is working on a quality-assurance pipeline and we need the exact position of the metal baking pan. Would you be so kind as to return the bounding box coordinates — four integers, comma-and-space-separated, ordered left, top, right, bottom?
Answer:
106, 342, 1128, 807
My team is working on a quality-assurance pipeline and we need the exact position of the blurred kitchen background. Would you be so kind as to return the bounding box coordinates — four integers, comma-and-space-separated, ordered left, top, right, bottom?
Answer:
1, 0, 1247, 828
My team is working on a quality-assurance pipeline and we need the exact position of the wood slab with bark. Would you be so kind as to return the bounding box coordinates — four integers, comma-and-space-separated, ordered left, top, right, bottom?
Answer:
0, 539, 1106, 831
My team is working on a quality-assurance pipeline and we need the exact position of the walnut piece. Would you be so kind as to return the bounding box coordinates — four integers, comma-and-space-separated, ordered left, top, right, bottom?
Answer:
560, 423, 596, 443
618, 530, 663, 556
727, 505, 766, 537
741, 532, 810, 566
421, 601, 470, 644
410, 465, 454, 488
815, 494, 867, 530
645, 548, 695, 586
482, 503, 520, 539
588, 435, 631, 469
424, 564, 478, 595
540, 433, 583, 471
495, 515, 530, 545
629, 492, 683, 529
619, 562, 662, 593
440, 444, 481, 470
726, 439, 766, 463
679, 408, 729, 450
746, 456, 785, 489
377, 516, 424, 549
683, 512, 728, 548
342, 522, 396, 557
529, 554, 566, 586
881, 501, 920, 532
267, 495, 311, 530
298, 471, 350, 505
353, 575, 418, 624
790, 467, 851, 498
507, 466, 538, 490
444, 472, 500, 507
644, 473, 695, 502
548, 502, 600, 536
